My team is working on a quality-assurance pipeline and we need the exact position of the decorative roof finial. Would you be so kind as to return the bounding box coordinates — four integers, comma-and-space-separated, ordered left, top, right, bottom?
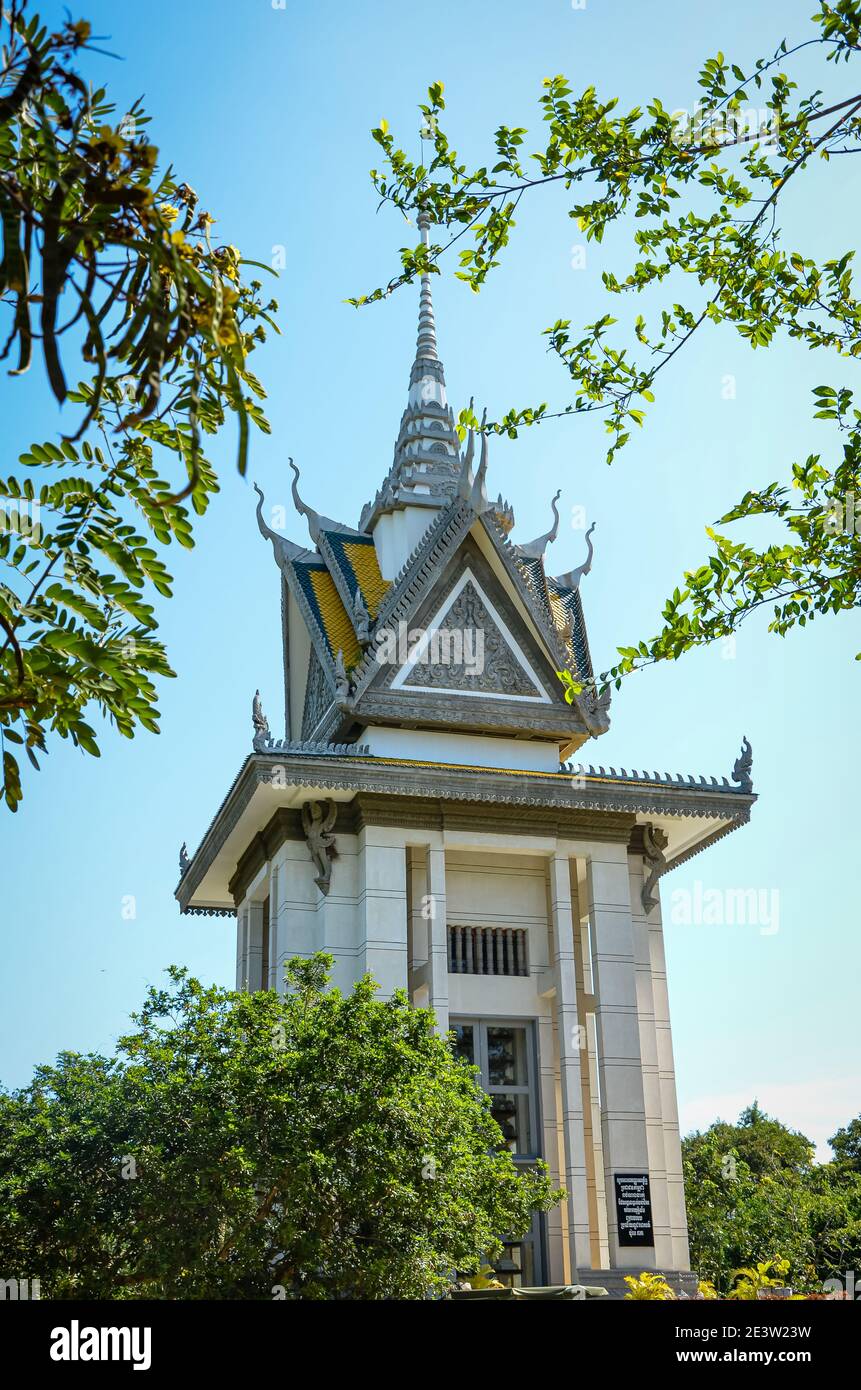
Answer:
554, 521, 596, 590
334, 649, 352, 708
288, 460, 360, 546
515, 490, 561, 561
363, 207, 462, 531
352, 587, 371, 645
290, 459, 321, 544
252, 689, 270, 747
731, 736, 753, 793
470, 408, 490, 513
253, 482, 306, 572
415, 206, 439, 362
457, 397, 476, 502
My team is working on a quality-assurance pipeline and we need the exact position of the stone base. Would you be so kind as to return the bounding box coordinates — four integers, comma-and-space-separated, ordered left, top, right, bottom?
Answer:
576, 1268, 699, 1301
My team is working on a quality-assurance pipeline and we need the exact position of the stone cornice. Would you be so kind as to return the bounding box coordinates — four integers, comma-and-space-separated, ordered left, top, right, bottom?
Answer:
227, 795, 641, 907
348, 690, 588, 740
176, 749, 755, 913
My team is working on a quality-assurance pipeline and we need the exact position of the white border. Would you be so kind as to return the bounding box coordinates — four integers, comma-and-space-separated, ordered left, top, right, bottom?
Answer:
389, 566, 551, 703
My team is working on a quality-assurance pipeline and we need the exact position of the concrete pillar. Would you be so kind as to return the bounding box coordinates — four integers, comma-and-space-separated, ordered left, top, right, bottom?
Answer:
358, 828, 408, 996
267, 863, 280, 990
541, 1013, 569, 1284
269, 842, 319, 990
645, 879, 691, 1269
586, 847, 652, 1269
407, 848, 429, 984
426, 845, 449, 1034
247, 900, 264, 993
629, 854, 674, 1267
235, 908, 248, 990
548, 853, 592, 1271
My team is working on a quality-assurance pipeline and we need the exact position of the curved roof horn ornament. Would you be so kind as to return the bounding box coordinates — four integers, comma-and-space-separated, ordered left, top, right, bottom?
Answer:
289, 459, 360, 545
253, 481, 306, 572
554, 521, 596, 591
470, 408, 490, 513
514, 490, 561, 561
457, 397, 476, 502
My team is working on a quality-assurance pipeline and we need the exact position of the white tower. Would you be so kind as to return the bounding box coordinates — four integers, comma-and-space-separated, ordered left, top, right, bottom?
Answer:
177, 245, 757, 1292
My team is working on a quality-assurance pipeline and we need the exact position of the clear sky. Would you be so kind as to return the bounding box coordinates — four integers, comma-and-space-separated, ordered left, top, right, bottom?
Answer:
2, 0, 858, 1159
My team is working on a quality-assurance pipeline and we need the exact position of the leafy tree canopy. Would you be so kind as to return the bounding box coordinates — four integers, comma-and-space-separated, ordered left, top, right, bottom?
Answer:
683, 1102, 861, 1292
355, 2, 861, 687
0, 955, 559, 1299
0, 3, 277, 809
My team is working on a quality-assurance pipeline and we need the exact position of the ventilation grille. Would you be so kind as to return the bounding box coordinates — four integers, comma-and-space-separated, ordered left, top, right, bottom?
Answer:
447, 925, 528, 977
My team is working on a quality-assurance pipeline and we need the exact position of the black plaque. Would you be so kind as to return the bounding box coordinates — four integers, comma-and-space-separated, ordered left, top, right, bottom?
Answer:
614, 1173, 653, 1247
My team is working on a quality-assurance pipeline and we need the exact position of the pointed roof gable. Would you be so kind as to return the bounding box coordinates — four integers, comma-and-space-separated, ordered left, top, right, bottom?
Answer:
252, 233, 606, 752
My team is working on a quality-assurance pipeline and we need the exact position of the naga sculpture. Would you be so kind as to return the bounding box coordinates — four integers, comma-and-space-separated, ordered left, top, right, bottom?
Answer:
252, 688, 270, 747
732, 736, 754, 793
301, 798, 338, 895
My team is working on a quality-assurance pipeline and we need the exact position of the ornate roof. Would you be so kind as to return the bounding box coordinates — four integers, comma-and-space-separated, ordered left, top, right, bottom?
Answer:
252, 228, 605, 747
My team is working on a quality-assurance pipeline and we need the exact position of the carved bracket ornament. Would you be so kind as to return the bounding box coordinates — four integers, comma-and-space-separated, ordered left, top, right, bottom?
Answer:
301, 798, 338, 896
641, 823, 669, 915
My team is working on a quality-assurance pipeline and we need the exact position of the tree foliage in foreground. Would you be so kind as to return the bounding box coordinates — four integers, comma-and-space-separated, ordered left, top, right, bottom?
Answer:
355, 2, 861, 680
0, 3, 277, 809
0, 955, 559, 1299
683, 1102, 861, 1293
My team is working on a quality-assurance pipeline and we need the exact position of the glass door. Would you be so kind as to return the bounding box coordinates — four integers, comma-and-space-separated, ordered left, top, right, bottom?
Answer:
451, 1018, 544, 1285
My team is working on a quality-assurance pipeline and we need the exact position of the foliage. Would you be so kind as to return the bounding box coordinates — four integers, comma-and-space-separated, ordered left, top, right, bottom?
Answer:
355, 3, 861, 675
697, 1279, 719, 1299
727, 1256, 791, 1299
683, 1102, 861, 1293
462, 1262, 505, 1290
829, 1115, 861, 1172
0, 3, 277, 808
0, 955, 560, 1300
624, 1270, 676, 1299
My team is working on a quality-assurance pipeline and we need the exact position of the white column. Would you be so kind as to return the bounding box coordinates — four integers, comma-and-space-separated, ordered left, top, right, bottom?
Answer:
629, 854, 674, 1268
407, 849, 429, 985
426, 845, 449, 1034
586, 847, 652, 1268
542, 1013, 569, 1284
358, 827, 408, 996
267, 862, 280, 990
235, 908, 248, 990
246, 900, 264, 993
549, 853, 592, 1271
646, 879, 691, 1269
271, 841, 320, 991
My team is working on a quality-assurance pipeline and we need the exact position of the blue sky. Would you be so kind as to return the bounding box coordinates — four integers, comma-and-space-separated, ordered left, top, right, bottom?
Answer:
2, 0, 858, 1158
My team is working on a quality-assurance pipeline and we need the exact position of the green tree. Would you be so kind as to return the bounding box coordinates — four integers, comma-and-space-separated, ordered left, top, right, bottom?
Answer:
0, 955, 560, 1300
829, 1116, 861, 1172
682, 1103, 861, 1292
682, 1126, 817, 1292
355, 3, 861, 687
0, 4, 277, 809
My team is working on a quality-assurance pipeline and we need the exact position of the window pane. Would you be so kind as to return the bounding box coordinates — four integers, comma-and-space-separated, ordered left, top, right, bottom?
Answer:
487, 1025, 529, 1086
490, 1091, 533, 1155
451, 1024, 475, 1067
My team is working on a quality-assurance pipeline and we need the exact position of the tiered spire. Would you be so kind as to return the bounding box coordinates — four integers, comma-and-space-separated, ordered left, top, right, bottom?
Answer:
360, 210, 462, 530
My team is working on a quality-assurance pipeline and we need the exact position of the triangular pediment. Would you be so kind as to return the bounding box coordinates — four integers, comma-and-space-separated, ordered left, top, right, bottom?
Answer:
388, 567, 550, 703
